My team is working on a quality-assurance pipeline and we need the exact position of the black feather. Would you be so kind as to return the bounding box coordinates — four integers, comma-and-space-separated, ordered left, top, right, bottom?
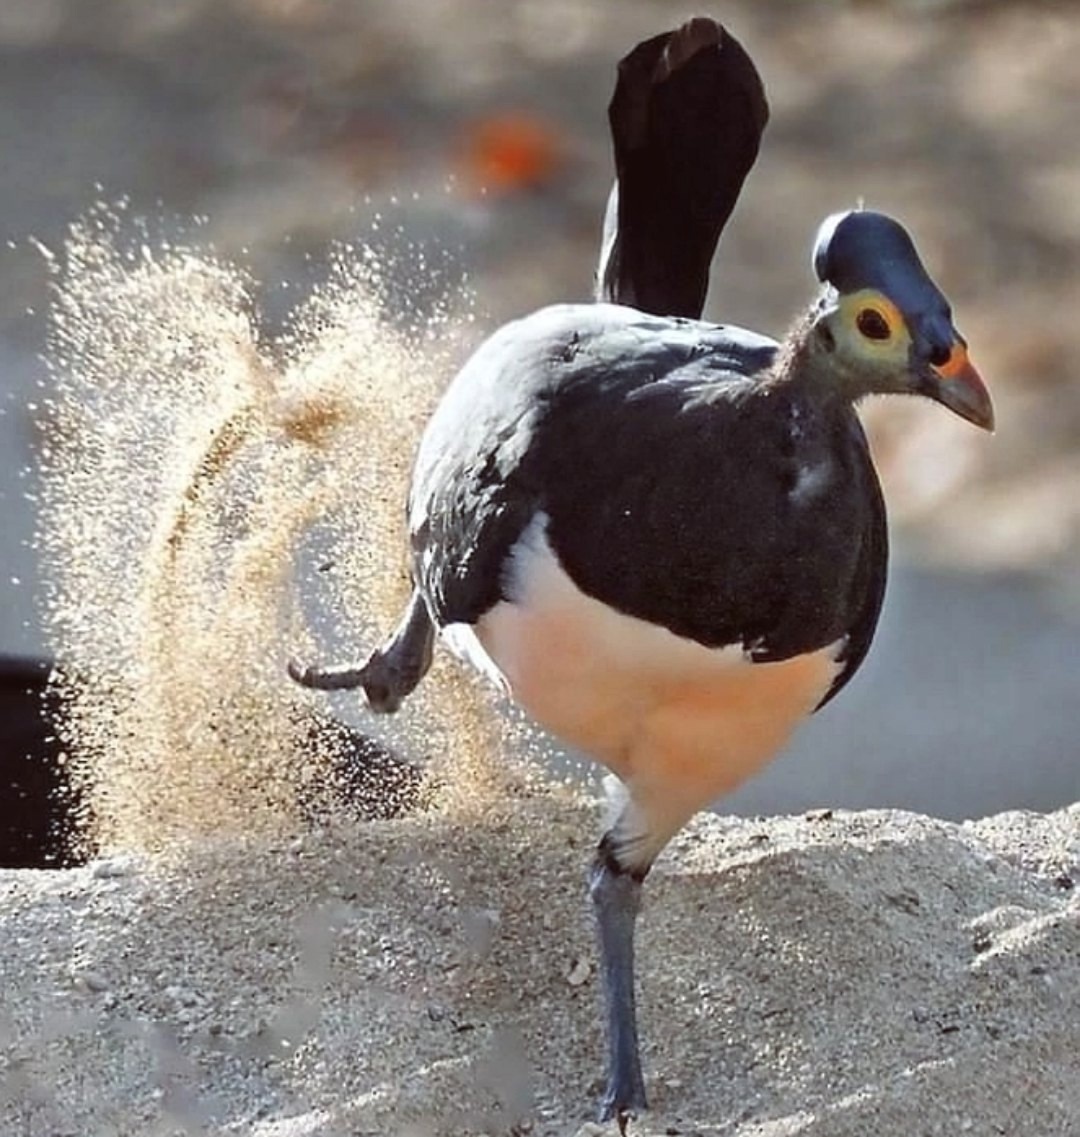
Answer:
598, 18, 769, 318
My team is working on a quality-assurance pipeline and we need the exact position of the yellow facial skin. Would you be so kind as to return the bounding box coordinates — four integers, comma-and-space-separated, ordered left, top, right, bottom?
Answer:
834, 288, 913, 367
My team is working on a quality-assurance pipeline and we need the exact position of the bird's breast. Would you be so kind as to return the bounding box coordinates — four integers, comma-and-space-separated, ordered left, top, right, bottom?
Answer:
469, 515, 841, 852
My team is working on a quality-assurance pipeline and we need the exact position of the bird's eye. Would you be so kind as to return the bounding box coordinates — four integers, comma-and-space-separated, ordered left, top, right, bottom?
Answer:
856, 308, 892, 341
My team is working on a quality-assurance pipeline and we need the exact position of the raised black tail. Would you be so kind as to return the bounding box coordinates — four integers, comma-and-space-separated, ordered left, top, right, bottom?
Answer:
597, 16, 769, 319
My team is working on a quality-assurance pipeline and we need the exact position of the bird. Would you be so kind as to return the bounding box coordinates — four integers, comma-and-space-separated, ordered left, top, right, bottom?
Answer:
289, 17, 994, 1130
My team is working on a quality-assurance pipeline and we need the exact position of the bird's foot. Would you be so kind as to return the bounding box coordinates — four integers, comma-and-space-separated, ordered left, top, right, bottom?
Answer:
288, 591, 434, 711
598, 1069, 647, 1132
287, 654, 404, 712
286, 657, 368, 693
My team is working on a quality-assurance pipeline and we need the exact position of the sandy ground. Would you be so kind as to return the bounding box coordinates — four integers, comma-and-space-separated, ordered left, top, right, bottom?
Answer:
2, 789, 1078, 1136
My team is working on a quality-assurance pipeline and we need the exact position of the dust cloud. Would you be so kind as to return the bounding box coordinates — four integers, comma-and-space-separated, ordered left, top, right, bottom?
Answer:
37, 205, 526, 859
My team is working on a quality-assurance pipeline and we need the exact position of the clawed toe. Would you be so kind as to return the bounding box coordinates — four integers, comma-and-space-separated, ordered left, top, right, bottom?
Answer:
598, 1075, 647, 1131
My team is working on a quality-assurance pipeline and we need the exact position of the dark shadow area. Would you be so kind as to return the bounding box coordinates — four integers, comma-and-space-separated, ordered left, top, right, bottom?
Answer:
0, 654, 423, 869
0, 654, 84, 868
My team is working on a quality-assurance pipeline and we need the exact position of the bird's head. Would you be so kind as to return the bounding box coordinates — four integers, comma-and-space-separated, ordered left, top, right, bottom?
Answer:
805, 209, 994, 431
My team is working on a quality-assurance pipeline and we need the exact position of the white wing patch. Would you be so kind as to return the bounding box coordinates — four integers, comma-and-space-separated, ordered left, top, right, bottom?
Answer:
441, 623, 510, 696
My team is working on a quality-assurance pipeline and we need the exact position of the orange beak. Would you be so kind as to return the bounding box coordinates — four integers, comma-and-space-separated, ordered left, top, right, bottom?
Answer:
929, 343, 995, 432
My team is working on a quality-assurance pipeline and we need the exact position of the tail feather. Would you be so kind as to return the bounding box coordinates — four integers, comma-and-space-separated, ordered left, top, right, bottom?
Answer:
597, 16, 769, 319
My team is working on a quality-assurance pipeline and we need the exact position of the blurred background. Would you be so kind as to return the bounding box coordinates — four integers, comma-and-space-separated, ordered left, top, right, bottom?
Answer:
0, 0, 1077, 819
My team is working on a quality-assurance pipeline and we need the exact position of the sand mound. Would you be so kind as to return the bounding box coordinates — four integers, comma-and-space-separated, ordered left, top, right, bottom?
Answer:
2, 790, 1076, 1136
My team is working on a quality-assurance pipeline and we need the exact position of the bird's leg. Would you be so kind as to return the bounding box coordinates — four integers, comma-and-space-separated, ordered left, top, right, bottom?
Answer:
589, 833, 649, 1130
289, 589, 435, 712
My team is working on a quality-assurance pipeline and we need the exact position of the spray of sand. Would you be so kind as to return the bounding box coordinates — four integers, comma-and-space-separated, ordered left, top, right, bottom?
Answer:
38, 206, 526, 858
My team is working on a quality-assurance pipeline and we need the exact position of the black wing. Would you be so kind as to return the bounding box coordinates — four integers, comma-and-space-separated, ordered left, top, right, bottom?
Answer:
532, 362, 887, 677
408, 303, 776, 627
814, 418, 888, 709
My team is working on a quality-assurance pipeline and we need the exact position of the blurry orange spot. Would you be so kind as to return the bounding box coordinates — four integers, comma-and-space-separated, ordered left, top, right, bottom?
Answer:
459, 113, 562, 195
936, 342, 971, 380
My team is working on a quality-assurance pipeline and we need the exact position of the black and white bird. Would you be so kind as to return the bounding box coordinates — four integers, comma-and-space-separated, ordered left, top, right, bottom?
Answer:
291, 18, 994, 1129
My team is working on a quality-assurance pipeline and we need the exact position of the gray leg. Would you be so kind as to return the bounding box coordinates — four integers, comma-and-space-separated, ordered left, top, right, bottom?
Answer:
288, 589, 435, 713
589, 834, 649, 1131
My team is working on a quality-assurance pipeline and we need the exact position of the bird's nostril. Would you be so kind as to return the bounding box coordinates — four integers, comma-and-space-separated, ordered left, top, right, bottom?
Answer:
929, 344, 952, 367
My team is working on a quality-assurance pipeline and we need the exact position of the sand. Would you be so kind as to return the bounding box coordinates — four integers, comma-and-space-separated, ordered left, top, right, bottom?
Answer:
1, 791, 1077, 1136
